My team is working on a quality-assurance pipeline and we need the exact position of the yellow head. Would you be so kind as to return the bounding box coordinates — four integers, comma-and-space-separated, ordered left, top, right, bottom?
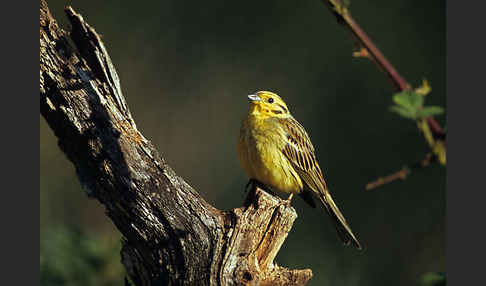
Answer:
247, 91, 290, 118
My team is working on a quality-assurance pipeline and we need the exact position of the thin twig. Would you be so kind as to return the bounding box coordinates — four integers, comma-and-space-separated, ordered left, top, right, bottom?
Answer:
366, 153, 434, 191
365, 167, 409, 191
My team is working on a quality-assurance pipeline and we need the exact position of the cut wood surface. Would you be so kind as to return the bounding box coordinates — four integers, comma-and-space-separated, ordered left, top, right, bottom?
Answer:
40, 0, 312, 285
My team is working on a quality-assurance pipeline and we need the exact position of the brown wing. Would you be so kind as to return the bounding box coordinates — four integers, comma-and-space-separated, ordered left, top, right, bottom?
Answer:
280, 116, 362, 249
279, 116, 328, 194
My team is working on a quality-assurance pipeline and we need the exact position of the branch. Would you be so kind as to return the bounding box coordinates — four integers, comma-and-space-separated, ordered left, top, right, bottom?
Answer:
365, 153, 435, 191
40, 1, 312, 285
322, 0, 445, 138
322, 0, 445, 190
365, 167, 409, 191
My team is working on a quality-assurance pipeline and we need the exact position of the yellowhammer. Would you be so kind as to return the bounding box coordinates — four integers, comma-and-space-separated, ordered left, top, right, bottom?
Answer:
237, 90, 361, 249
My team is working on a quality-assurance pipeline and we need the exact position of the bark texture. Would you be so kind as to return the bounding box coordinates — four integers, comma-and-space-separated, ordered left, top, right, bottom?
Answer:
40, 1, 312, 285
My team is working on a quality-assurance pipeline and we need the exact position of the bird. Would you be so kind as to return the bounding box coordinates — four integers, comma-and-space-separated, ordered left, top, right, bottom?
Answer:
237, 90, 361, 249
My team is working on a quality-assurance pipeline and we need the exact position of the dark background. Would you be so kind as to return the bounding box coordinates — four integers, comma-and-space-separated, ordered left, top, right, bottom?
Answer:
40, 0, 446, 285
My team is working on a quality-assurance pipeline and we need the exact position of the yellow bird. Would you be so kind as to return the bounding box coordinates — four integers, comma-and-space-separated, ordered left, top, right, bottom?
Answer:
237, 91, 361, 249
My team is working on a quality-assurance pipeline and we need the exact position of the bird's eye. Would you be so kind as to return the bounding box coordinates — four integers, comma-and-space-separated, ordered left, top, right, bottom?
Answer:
268, 98, 274, 103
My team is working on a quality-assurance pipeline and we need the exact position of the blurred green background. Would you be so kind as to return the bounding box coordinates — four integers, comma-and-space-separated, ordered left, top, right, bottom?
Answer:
40, 0, 445, 285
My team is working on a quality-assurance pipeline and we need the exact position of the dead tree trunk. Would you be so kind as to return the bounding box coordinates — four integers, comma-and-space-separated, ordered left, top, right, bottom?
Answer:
40, 1, 312, 285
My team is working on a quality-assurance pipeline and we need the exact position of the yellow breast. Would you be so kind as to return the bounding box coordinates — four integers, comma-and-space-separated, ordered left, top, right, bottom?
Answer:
237, 115, 303, 194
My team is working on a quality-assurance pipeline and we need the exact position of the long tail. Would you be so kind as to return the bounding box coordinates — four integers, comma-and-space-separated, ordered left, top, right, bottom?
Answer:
318, 191, 362, 250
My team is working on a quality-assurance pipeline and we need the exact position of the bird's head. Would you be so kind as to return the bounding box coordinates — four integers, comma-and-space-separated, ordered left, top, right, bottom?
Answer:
247, 91, 290, 118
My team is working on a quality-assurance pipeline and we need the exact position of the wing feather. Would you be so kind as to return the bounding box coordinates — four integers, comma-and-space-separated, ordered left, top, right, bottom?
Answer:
279, 117, 327, 193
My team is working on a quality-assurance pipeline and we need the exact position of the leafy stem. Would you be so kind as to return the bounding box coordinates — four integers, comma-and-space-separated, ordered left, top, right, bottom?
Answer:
321, 0, 446, 190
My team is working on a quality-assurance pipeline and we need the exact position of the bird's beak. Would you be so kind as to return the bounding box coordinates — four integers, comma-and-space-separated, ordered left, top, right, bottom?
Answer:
248, 94, 261, 102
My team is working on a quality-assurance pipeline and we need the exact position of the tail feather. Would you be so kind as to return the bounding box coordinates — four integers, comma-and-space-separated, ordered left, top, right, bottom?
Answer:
319, 192, 362, 250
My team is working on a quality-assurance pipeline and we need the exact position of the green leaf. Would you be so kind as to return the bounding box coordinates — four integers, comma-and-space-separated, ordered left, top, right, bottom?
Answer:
391, 91, 429, 120
390, 106, 417, 119
409, 91, 424, 109
392, 92, 413, 109
417, 106, 444, 118
392, 91, 424, 110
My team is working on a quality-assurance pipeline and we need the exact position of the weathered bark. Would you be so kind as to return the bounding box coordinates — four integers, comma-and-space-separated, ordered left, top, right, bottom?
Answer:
40, 1, 312, 285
